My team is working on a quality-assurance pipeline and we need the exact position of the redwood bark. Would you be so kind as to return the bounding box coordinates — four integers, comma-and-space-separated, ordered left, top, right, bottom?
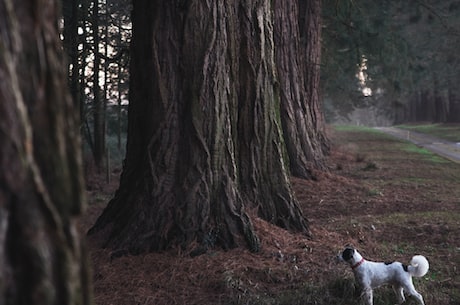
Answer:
0, 0, 92, 304
274, 0, 329, 179
301, 0, 330, 156
90, 0, 313, 254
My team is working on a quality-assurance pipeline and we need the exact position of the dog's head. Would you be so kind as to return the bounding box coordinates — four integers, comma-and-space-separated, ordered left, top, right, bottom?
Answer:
336, 245, 359, 264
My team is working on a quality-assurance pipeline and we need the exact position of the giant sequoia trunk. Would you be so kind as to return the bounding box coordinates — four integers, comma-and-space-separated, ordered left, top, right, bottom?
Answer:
89, 0, 323, 254
0, 0, 92, 304
274, 0, 329, 179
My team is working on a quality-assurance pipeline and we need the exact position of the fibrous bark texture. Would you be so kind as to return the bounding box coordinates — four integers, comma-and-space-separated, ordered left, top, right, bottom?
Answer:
0, 1, 92, 304
90, 0, 317, 255
274, 0, 329, 179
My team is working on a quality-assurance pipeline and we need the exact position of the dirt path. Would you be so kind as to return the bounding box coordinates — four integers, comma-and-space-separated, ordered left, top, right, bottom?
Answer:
375, 126, 460, 163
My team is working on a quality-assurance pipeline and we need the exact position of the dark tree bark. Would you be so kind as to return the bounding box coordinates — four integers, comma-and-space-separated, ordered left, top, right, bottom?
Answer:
273, 0, 329, 179
418, 89, 435, 122
0, 0, 92, 304
407, 93, 418, 122
300, 0, 330, 156
92, 0, 105, 169
89, 0, 323, 254
433, 76, 447, 123
434, 92, 447, 123
447, 86, 460, 122
62, 0, 80, 109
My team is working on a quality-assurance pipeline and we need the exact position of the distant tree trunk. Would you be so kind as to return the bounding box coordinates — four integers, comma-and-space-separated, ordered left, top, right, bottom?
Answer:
62, 0, 81, 110
418, 89, 434, 122
80, 0, 92, 151
407, 93, 418, 122
93, 0, 105, 168
89, 0, 311, 254
392, 98, 406, 124
0, 0, 92, 304
433, 77, 447, 123
116, 19, 123, 151
448, 87, 460, 122
273, 0, 329, 179
117, 64, 123, 150
434, 91, 447, 123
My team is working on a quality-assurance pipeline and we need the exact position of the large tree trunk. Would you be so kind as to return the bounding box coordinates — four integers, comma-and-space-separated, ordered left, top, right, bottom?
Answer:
89, 0, 316, 254
300, 0, 330, 157
0, 0, 92, 304
273, 0, 329, 179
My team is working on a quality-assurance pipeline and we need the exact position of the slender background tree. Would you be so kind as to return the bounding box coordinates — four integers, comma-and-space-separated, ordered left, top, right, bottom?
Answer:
62, 0, 131, 171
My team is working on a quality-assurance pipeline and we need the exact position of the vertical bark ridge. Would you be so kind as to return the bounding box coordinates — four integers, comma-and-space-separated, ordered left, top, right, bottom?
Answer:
0, 0, 92, 303
273, 0, 329, 179
237, 0, 308, 232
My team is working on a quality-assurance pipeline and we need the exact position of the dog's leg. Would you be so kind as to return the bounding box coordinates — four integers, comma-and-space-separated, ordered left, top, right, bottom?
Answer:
403, 283, 424, 305
392, 285, 405, 304
410, 291, 424, 305
360, 287, 373, 305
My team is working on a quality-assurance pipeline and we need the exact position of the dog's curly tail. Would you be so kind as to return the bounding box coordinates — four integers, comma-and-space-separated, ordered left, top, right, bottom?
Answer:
408, 255, 429, 277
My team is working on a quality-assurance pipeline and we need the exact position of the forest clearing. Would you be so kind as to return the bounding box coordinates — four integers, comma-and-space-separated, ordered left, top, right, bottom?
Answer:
83, 125, 460, 305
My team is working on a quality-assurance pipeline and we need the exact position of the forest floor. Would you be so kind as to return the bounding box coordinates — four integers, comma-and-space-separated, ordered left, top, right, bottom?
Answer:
82, 124, 460, 305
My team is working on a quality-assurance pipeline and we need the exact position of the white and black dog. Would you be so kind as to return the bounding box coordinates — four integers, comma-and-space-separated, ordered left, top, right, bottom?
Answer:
337, 246, 429, 305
